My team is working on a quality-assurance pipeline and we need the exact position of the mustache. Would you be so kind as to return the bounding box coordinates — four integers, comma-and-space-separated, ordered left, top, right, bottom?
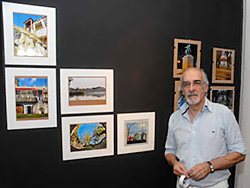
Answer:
187, 92, 199, 97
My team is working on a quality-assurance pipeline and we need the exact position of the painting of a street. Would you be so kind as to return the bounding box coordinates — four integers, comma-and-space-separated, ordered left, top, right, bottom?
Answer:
70, 122, 106, 151
126, 120, 148, 145
15, 76, 48, 121
68, 77, 106, 106
13, 12, 47, 57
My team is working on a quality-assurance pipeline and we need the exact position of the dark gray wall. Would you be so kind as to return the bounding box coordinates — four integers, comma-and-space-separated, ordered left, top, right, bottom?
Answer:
0, 0, 243, 187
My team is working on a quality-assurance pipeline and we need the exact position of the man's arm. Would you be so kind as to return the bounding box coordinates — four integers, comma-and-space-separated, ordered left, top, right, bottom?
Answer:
165, 153, 189, 177
188, 152, 246, 180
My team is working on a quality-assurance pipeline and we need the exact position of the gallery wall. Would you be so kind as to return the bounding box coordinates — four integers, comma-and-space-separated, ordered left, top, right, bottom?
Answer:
0, 0, 243, 188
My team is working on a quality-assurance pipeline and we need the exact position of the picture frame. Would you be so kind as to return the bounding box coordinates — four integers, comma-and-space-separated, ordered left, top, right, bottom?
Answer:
5, 67, 57, 130
117, 112, 155, 155
61, 115, 114, 161
60, 69, 114, 114
2, 2, 56, 66
173, 38, 201, 78
212, 47, 235, 84
210, 86, 235, 112
174, 81, 185, 111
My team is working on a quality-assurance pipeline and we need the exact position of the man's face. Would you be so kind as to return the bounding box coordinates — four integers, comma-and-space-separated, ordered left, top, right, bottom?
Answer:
182, 69, 208, 106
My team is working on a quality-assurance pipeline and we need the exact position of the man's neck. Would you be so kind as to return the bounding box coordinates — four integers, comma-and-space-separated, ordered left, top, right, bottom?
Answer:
188, 97, 206, 123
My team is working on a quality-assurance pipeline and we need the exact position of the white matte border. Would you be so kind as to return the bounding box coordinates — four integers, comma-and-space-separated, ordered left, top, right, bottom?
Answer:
60, 69, 114, 114
61, 115, 114, 161
2, 2, 56, 66
5, 67, 57, 130
117, 112, 155, 155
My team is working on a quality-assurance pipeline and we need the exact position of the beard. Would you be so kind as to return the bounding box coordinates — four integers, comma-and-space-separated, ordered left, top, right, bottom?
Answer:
185, 92, 201, 105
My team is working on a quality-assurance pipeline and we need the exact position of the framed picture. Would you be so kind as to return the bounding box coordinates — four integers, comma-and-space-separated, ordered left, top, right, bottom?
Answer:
61, 115, 114, 161
2, 2, 56, 66
117, 112, 155, 155
174, 81, 185, 111
210, 86, 235, 112
173, 38, 201, 78
212, 47, 235, 83
5, 67, 57, 130
60, 69, 114, 114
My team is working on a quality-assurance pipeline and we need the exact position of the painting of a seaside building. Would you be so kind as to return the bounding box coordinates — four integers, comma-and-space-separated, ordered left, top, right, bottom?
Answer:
126, 120, 148, 145
13, 12, 47, 57
68, 77, 106, 106
70, 122, 106, 151
15, 76, 48, 120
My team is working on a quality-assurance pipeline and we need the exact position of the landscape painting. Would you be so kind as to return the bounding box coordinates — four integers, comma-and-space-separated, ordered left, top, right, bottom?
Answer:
15, 76, 48, 121
126, 120, 148, 145
70, 122, 107, 152
212, 48, 235, 83
13, 12, 48, 57
68, 76, 106, 106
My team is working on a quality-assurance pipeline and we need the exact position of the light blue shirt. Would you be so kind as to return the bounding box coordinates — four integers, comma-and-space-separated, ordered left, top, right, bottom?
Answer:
165, 98, 246, 187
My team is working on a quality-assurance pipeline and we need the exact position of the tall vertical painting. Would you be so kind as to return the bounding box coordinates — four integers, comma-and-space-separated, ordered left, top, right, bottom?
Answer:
212, 47, 235, 83
173, 38, 201, 78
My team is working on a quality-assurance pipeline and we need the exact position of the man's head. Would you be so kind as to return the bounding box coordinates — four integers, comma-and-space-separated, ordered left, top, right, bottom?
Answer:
180, 68, 209, 106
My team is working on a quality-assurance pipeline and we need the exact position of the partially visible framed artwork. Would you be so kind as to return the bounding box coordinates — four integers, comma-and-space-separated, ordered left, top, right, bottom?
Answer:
5, 67, 57, 130
173, 38, 201, 78
210, 86, 235, 112
174, 81, 185, 111
61, 115, 114, 161
60, 69, 114, 114
212, 47, 235, 84
2, 2, 56, 66
117, 112, 155, 155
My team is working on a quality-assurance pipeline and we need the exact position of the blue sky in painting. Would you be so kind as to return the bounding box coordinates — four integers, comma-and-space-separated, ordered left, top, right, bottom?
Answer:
13, 12, 43, 28
16, 77, 48, 87
77, 123, 100, 142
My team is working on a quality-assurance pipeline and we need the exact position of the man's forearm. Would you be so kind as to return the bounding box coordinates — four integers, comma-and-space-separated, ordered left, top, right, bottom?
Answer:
211, 152, 246, 171
165, 153, 178, 167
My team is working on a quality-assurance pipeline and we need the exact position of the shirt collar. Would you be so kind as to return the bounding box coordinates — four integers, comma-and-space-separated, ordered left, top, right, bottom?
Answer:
180, 97, 213, 115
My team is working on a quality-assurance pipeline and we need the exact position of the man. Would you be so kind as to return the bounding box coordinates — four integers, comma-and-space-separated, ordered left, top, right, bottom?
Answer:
165, 67, 246, 188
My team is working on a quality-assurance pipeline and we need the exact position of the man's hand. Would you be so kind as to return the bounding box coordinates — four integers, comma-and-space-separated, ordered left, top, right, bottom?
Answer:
173, 161, 189, 177
188, 162, 210, 180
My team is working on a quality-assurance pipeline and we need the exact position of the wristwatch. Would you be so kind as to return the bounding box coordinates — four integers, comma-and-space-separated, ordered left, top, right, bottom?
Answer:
207, 161, 215, 173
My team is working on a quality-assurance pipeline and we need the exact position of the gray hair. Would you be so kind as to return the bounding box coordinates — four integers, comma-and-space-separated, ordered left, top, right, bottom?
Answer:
179, 67, 209, 92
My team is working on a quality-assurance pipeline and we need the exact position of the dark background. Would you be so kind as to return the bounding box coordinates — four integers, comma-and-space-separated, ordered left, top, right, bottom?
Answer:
0, 0, 243, 187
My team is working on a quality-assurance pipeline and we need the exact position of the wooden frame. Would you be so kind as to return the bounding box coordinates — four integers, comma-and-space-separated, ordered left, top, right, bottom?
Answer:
61, 115, 114, 161
210, 86, 235, 112
117, 112, 155, 155
173, 81, 185, 111
173, 38, 201, 78
212, 47, 235, 84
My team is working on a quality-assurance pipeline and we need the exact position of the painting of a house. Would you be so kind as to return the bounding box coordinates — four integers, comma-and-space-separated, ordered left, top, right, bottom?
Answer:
15, 76, 48, 120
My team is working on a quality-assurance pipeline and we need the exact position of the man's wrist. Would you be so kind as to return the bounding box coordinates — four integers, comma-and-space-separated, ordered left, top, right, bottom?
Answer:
207, 161, 215, 173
